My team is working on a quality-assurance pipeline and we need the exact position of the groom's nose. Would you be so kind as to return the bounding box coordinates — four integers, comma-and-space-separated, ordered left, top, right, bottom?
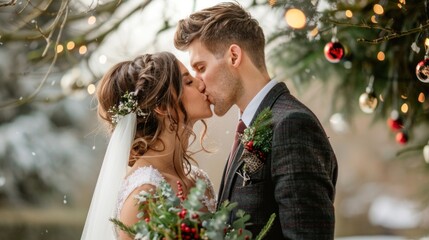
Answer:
197, 78, 206, 93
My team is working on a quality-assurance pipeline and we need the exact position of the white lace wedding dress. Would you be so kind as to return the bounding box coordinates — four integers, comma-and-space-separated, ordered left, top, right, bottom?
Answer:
114, 165, 217, 237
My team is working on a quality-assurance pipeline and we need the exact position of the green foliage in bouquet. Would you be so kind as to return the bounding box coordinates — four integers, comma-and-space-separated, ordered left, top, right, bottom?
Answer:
111, 180, 275, 240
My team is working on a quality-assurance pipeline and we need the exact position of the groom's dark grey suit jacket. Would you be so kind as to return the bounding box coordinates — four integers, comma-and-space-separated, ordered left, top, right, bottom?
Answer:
217, 82, 338, 239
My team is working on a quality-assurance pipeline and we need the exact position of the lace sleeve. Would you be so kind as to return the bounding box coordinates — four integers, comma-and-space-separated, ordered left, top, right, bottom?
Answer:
190, 165, 217, 213
116, 166, 164, 217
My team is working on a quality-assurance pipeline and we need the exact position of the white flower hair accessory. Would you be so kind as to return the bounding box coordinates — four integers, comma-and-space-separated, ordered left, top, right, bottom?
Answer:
108, 91, 148, 124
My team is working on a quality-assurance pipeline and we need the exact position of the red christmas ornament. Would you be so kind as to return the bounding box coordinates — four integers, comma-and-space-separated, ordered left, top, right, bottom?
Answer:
416, 58, 429, 83
395, 131, 408, 145
324, 41, 345, 63
387, 110, 403, 131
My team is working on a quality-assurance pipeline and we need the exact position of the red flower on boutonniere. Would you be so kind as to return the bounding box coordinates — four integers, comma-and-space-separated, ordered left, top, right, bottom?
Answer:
240, 108, 273, 175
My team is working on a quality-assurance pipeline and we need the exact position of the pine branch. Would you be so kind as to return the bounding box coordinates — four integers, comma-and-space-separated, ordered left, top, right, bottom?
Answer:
110, 218, 136, 236
322, 18, 429, 44
255, 213, 276, 240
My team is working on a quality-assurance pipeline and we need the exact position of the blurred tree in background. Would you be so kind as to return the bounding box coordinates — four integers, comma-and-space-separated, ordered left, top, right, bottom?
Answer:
263, 0, 429, 158
1, 0, 429, 239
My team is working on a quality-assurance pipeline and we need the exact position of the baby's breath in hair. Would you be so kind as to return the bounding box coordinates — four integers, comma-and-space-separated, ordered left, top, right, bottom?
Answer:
108, 91, 148, 124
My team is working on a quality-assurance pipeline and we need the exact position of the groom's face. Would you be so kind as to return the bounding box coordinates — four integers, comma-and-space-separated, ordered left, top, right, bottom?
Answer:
188, 39, 239, 116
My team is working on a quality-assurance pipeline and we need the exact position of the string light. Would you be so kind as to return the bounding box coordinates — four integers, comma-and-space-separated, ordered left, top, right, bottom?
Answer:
377, 51, 385, 61
310, 27, 319, 37
401, 103, 408, 113
79, 45, 87, 55
66, 41, 75, 50
418, 92, 426, 103
56, 44, 64, 53
371, 15, 378, 23
87, 84, 96, 94
284, 8, 306, 29
373, 4, 384, 15
345, 10, 353, 18
88, 16, 96, 25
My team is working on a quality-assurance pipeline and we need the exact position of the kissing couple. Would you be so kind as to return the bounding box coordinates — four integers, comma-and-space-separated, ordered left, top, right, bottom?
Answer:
81, 2, 338, 240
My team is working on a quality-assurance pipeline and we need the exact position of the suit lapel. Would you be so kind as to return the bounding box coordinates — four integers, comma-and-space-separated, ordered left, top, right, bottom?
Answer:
219, 82, 289, 202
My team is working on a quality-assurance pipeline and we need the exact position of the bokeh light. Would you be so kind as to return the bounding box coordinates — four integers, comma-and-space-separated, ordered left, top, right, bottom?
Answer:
79, 45, 88, 55
56, 44, 64, 53
373, 4, 384, 15
284, 8, 306, 29
87, 84, 96, 95
66, 41, 75, 50
377, 51, 385, 61
345, 10, 353, 18
310, 27, 318, 37
401, 103, 408, 113
418, 92, 426, 103
99, 54, 107, 64
88, 16, 96, 25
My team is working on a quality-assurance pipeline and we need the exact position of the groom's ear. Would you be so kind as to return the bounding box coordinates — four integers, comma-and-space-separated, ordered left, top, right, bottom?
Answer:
228, 44, 242, 68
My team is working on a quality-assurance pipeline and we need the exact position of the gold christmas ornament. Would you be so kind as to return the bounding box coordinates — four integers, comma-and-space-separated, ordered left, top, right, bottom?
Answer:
359, 91, 378, 113
424, 141, 429, 164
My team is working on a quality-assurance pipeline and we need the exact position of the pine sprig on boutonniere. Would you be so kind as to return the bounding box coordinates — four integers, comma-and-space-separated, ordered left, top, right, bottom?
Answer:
240, 108, 273, 177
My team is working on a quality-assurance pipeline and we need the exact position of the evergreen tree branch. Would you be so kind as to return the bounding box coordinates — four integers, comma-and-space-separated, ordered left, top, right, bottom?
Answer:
322, 18, 429, 44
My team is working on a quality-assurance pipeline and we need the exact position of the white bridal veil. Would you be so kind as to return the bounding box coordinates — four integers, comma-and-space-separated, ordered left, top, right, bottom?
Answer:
81, 113, 137, 240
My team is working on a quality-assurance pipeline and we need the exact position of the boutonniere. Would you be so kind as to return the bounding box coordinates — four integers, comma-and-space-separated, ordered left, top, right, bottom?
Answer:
237, 108, 273, 185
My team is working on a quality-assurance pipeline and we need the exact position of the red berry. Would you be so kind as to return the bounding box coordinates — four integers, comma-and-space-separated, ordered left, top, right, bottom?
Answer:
246, 141, 254, 150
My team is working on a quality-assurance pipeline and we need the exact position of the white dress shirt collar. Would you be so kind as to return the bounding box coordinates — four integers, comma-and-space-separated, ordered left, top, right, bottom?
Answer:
240, 80, 277, 126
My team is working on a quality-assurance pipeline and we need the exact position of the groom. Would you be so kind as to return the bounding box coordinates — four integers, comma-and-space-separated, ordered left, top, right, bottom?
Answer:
175, 2, 338, 239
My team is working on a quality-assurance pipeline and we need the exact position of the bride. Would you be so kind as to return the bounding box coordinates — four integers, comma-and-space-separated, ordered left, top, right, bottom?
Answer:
81, 52, 216, 240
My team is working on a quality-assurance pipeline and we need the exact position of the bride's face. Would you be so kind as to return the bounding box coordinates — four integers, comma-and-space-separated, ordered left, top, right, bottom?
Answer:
178, 61, 213, 122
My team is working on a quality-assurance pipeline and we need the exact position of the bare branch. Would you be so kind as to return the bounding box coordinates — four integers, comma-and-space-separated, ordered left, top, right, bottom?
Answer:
13, 0, 53, 32
85, 0, 152, 44
0, 0, 16, 8
41, 0, 69, 56
0, 2, 70, 109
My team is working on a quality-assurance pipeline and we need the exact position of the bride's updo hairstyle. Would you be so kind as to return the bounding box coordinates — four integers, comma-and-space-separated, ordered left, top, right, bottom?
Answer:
96, 52, 197, 169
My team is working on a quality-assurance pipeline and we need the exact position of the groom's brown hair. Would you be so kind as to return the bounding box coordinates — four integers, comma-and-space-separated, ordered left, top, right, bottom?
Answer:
174, 2, 266, 71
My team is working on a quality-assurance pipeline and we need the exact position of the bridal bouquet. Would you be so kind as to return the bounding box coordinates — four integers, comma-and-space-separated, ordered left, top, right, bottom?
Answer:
112, 180, 275, 240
